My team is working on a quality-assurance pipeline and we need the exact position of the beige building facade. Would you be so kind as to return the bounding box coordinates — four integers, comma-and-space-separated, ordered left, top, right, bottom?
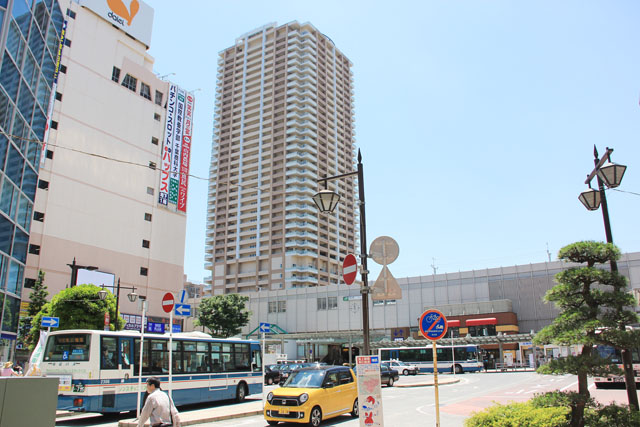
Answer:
206, 22, 357, 294
22, 0, 189, 321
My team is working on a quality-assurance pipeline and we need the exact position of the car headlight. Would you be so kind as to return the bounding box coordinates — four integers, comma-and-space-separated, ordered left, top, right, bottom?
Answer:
267, 392, 274, 403
299, 393, 309, 404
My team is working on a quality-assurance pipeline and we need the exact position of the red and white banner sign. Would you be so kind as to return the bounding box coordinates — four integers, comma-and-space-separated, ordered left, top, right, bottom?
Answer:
158, 84, 177, 205
343, 254, 358, 285
178, 93, 195, 212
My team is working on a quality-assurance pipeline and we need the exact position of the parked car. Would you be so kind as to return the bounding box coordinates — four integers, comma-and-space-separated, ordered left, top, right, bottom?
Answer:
380, 362, 400, 387
264, 365, 359, 426
265, 364, 281, 385
384, 359, 419, 376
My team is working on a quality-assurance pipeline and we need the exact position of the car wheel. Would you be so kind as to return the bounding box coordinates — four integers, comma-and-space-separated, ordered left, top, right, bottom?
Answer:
267, 377, 274, 385
351, 397, 359, 417
403, 369, 409, 376
235, 383, 247, 402
309, 406, 322, 427
267, 422, 279, 426
387, 377, 394, 387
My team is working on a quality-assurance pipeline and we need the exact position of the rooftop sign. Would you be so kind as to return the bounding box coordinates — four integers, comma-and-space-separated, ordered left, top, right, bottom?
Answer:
80, 0, 154, 48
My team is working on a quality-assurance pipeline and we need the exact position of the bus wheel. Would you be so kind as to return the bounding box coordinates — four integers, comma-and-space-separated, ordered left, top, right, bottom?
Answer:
235, 383, 247, 402
454, 364, 463, 374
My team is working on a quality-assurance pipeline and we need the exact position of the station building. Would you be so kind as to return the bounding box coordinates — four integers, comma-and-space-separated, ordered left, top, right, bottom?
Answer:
242, 251, 640, 364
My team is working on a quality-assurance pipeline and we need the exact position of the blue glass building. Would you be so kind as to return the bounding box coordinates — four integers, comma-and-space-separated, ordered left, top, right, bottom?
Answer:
0, 0, 64, 361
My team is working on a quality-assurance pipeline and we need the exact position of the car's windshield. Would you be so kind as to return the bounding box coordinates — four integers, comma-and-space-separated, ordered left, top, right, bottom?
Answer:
283, 370, 325, 388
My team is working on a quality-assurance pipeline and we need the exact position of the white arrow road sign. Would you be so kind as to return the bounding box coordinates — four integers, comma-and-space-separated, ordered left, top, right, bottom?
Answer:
174, 303, 191, 316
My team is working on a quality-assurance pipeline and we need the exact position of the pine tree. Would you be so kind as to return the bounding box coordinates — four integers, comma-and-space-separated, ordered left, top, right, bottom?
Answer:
28, 270, 48, 316
534, 241, 639, 427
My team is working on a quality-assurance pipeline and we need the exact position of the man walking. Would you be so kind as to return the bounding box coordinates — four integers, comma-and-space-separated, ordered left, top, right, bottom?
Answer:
138, 377, 181, 427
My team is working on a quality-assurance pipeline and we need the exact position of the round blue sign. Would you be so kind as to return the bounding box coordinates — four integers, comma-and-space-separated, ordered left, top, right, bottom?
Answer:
419, 309, 448, 341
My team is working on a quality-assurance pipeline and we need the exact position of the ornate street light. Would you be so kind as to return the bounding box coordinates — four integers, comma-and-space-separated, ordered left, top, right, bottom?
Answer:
597, 161, 627, 189
578, 187, 600, 211
312, 189, 341, 213
98, 289, 108, 300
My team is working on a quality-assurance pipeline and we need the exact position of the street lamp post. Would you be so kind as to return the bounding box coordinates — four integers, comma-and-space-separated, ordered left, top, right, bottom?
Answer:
67, 258, 98, 287
579, 145, 636, 410
313, 149, 371, 356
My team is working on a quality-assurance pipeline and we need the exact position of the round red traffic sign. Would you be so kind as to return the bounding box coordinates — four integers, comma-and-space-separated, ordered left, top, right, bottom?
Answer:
419, 309, 448, 341
162, 292, 174, 313
343, 254, 358, 285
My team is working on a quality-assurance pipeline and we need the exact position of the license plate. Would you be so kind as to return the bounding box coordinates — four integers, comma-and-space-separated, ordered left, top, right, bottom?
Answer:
279, 408, 290, 415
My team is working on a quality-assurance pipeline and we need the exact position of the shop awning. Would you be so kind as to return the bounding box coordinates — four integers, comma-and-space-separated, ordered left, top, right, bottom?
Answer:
465, 317, 497, 326
448, 320, 461, 327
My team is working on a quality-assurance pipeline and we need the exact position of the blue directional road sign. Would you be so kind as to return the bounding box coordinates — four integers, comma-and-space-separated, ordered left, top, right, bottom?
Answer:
419, 309, 448, 341
259, 322, 271, 333
42, 316, 60, 328
174, 303, 191, 317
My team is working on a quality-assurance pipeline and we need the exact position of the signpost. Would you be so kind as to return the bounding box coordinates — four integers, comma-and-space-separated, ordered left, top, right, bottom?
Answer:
342, 253, 358, 285
419, 309, 448, 427
356, 355, 384, 426
259, 322, 271, 408
369, 236, 401, 300
104, 312, 110, 331
161, 292, 175, 399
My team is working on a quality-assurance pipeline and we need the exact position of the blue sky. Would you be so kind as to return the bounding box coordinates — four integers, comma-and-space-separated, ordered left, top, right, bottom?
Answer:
148, 1, 640, 284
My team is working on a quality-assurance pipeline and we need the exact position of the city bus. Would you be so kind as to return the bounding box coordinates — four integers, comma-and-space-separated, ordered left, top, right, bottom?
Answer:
594, 344, 640, 388
379, 344, 483, 374
40, 329, 262, 413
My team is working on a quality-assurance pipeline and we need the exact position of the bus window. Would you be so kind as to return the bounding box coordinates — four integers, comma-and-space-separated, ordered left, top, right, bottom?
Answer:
183, 341, 198, 373
44, 334, 91, 362
150, 340, 168, 374
134, 339, 151, 375
211, 343, 222, 372
172, 341, 183, 373
223, 343, 235, 371
234, 344, 250, 371
119, 338, 133, 369
196, 342, 210, 373
101, 337, 118, 370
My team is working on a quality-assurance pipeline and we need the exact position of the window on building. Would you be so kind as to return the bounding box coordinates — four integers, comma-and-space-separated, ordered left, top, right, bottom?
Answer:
64, 38, 71, 47
328, 296, 337, 310
151, 137, 159, 145
66, 9, 76, 19
155, 90, 163, 106
38, 180, 49, 190
60, 64, 67, 74
268, 301, 276, 313
142, 240, 150, 248
317, 297, 327, 311
144, 213, 152, 221
33, 211, 44, 222
278, 301, 286, 313
28, 244, 40, 255
146, 187, 154, 195
140, 82, 151, 100
140, 267, 148, 276
111, 66, 121, 83
24, 278, 36, 288
467, 325, 496, 337
51, 121, 58, 129
121, 74, 137, 92
148, 161, 156, 170
46, 149, 54, 159
55, 92, 62, 101
153, 113, 161, 121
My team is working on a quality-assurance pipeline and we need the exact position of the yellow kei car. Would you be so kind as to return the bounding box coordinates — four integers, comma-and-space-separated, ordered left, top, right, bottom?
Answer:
264, 365, 359, 426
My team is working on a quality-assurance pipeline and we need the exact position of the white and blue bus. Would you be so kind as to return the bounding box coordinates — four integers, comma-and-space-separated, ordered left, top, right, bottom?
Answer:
379, 344, 483, 374
40, 329, 262, 413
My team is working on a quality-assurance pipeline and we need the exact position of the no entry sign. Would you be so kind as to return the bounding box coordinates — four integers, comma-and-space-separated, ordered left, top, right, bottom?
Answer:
419, 309, 448, 341
342, 254, 358, 285
162, 292, 175, 313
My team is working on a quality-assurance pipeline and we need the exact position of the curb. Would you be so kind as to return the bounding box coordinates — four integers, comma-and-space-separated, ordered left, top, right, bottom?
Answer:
118, 409, 264, 427
395, 378, 460, 388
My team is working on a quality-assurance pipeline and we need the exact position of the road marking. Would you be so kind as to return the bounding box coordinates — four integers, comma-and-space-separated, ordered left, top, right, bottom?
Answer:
560, 381, 578, 392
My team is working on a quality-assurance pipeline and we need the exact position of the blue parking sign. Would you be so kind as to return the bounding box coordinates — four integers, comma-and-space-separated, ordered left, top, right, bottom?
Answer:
419, 309, 448, 341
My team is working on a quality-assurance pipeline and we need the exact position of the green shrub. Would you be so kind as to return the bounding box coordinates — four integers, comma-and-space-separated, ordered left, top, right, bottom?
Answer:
464, 401, 570, 427
584, 403, 640, 427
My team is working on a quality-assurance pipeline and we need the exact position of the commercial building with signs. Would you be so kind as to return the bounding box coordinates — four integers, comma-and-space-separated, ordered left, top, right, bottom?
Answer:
0, 0, 66, 360
205, 22, 358, 294
243, 252, 640, 364
21, 0, 193, 330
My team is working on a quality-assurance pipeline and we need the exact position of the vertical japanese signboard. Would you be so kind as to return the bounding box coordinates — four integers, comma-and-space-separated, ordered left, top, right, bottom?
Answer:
356, 355, 384, 427
159, 84, 177, 206
169, 88, 185, 204
177, 93, 194, 212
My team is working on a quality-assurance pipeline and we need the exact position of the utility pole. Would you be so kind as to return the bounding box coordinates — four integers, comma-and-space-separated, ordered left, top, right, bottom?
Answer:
430, 258, 438, 275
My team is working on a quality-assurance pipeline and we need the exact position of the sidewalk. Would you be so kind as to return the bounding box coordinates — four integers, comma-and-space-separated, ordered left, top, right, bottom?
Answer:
118, 374, 459, 426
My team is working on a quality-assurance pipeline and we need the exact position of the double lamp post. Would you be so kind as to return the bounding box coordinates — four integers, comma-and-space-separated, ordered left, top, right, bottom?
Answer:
578, 146, 636, 410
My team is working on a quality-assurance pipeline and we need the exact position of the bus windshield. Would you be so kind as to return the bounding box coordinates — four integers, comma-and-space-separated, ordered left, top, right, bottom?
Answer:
44, 334, 91, 362
596, 345, 640, 364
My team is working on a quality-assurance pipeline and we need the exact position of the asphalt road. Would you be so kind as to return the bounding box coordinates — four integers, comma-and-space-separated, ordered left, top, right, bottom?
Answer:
55, 372, 638, 427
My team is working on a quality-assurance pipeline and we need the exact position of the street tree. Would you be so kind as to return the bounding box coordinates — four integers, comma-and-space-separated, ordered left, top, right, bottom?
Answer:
195, 294, 250, 338
18, 270, 48, 350
29, 284, 124, 347
534, 241, 639, 427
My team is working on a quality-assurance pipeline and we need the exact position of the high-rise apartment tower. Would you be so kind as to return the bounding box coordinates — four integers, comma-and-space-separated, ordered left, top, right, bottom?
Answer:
206, 22, 357, 294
